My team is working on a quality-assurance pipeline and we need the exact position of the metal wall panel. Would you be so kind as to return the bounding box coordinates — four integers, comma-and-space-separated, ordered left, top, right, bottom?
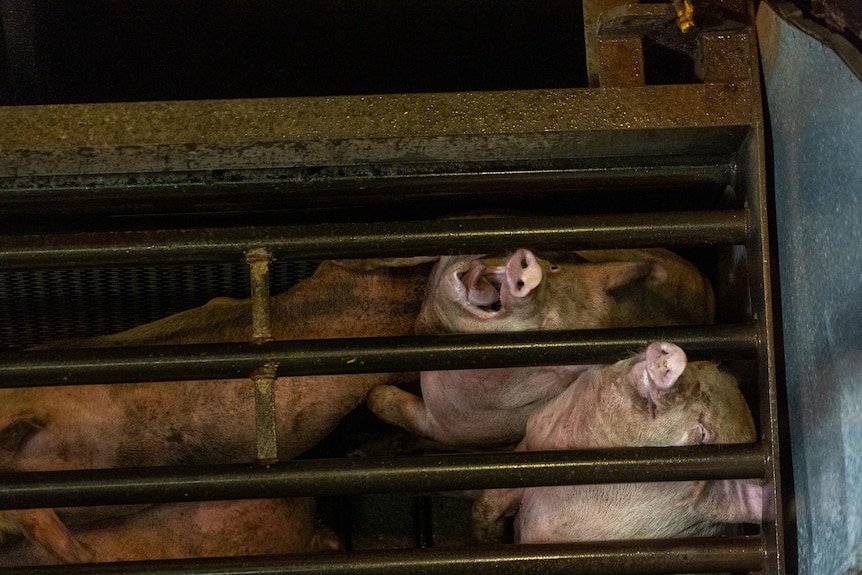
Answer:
759, 3, 862, 574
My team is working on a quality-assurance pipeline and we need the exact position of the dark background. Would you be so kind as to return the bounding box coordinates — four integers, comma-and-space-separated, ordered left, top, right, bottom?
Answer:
0, 0, 587, 105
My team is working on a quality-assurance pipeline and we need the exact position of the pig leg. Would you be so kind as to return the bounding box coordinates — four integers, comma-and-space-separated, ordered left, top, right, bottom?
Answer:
366, 386, 436, 440
472, 487, 524, 543
13, 509, 94, 563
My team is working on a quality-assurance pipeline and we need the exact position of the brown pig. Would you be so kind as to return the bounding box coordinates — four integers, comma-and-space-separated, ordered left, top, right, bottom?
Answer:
368, 248, 715, 449
413, 248, 713, 335
0, 498, 339, 566
472, 342, 762, 544
0, 259, 433, 562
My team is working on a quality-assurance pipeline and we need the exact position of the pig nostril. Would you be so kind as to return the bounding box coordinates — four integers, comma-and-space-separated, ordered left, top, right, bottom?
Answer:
521, 258, 528, 269
516, 280, 525, 290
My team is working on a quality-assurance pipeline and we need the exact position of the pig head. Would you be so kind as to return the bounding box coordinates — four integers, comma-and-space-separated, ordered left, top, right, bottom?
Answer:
0, 498, 339, 566
0, 258, 432, 562
368, 248, 716, 449
414, 247, 713, 335
472, 342, 762, 545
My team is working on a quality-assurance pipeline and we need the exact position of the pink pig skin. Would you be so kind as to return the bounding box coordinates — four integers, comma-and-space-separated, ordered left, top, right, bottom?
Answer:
472, 342, 762, 546
369, 248, 715, 449
0, 499, 339, 566
0, 259, 432, 562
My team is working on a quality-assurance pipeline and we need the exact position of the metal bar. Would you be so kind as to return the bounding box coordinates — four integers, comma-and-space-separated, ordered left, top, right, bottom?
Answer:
0, 162, 734, 216
0, 325, 757, 387
251, 364, 279, 465
0, 211, 747, 270
245, 248, 279, 464
245, 248, 274, 344
0, 444, 766, 510
0, 536, 765, 575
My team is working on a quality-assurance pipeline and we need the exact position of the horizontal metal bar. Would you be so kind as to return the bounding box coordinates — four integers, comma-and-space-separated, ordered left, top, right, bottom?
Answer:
0, 444, 766, 510
0, 536, 766, 575
0, 161, 734, 216
0, 211, 747, 269
0, 325, 757, 387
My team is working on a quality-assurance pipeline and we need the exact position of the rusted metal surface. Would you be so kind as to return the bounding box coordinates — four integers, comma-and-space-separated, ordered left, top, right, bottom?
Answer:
245, 249, 274, 344
251, 364, 279, 465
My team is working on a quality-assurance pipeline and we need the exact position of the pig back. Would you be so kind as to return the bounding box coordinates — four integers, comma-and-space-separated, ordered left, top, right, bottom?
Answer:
43, 259, 434, 348
5, 259, 435, 473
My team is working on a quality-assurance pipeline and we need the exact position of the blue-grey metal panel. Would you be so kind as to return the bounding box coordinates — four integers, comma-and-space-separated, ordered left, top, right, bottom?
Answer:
759, 4, 862, 574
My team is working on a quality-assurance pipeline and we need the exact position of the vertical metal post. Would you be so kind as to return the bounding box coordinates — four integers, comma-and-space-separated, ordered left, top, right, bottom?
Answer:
246, 248, 278, 465
251, 363, 279, 465
246, 248, 274, 344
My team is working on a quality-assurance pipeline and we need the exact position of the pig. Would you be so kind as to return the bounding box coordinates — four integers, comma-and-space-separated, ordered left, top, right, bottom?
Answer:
0, 258, 433, 562
472, 342, 762, 545
413, 247, 714, 335
0, 498, 339, 566
368, 248, 715, 449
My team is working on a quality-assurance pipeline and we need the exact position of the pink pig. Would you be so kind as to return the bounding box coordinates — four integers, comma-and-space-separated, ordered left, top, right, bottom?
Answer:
472, 342, 762, 544
369, 248, 715, 449
0, 258, 432, 562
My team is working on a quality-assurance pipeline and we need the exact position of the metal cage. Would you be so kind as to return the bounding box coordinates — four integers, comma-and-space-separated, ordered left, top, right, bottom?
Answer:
0, 0, 788, 572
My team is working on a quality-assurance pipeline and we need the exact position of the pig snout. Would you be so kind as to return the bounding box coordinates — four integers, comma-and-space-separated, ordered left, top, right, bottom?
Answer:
501, 249, 542, 307
440, 250, 543, 317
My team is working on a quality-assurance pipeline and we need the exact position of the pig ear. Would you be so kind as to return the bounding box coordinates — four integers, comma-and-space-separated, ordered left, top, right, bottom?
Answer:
598, 261, 666, 292
16, 509, 95, 563
644, 341, 687, 391
0, 415, 46, 463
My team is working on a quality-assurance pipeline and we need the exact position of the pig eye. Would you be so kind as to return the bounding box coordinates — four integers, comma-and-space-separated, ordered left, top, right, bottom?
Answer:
693, 423, 711, 444
550, 265, 560, 272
